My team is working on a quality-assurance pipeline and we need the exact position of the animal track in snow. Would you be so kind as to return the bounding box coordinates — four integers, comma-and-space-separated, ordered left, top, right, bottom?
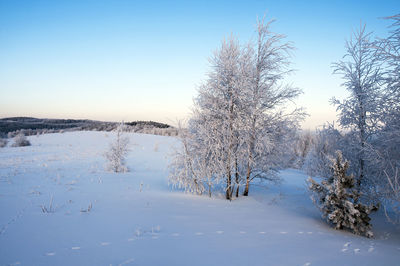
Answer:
343, 242, 351, 248
298, 231, 304, 234
46, 252, 56, 256
118, 258, 135, 266
100, 242, 110, 246
341, 242, 351, 252
258, 231, 266, 234
280, 231, 288, 234
0, 206, 28, 236
195, 232, 204, 236
216, 231, 224, 234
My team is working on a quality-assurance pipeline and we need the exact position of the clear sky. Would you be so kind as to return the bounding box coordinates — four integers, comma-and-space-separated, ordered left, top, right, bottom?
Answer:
0, 0, 398, 128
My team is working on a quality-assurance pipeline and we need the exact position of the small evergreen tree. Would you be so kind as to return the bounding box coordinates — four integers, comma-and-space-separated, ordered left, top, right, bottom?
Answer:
308, 151, 376, 238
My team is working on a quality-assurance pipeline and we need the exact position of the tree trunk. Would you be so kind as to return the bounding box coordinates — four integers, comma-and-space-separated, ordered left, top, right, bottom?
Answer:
226, 169, 232, 200
244, 117, 256, 197
243, 160, 251, 196
358, 128, 365, 197
226, 91, 235, 201
357, 100, 366, 199
235, 157, 239, 197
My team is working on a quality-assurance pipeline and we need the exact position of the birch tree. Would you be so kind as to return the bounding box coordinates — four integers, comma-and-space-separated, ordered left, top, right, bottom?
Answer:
170, 37, 243, 200
331, 24, 383, 195
242, 18, 303, 196
368, 14, 400, 220
169, 17, 304, 200
196, 37, 243, 200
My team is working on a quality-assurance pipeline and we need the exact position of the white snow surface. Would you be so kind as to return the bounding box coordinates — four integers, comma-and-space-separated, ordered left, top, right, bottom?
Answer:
0, 131, 399, 266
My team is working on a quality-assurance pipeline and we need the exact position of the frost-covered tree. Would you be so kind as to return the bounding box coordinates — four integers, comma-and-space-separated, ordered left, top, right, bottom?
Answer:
308, 151, 376, 238
241, 18, 304, 196
105, 123, 130, 173
169, 17, 304, 200
367, 14, 400, 221
192, 36, 244, 200
305, 15, 399, 223
331, 24, 383, 194
11, 133, 31, 147
169, 37, 246, 200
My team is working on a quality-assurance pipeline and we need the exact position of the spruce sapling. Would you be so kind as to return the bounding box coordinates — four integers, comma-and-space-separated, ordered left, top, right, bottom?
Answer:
308, 151, 376, 237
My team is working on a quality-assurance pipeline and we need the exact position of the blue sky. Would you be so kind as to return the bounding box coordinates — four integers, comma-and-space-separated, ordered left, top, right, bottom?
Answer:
0, 0, 398, 128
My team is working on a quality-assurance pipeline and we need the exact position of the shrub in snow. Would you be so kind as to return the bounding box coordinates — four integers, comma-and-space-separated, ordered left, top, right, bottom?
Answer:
105, 123, 130, 173
0, 138, 7, 148
308, 151, 376, 238
169, 126, 208, 196
41, 195, 55, 213
303, 123, 346, 179
12, 133, 31, 147
80, 202, 93, 213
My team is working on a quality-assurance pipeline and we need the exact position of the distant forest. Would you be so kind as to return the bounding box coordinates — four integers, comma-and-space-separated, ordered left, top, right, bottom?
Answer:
0, 117, 175, 138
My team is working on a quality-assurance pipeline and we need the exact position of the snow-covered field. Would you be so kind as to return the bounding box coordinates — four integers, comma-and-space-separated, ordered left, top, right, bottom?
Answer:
0, 131, 399, 266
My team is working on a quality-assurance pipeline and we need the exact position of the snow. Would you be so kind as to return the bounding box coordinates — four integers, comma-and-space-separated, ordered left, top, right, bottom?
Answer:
0, 131, 399, 266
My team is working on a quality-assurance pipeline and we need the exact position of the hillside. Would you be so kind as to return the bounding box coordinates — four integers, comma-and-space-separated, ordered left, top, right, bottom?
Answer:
0, 132, 399, 265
